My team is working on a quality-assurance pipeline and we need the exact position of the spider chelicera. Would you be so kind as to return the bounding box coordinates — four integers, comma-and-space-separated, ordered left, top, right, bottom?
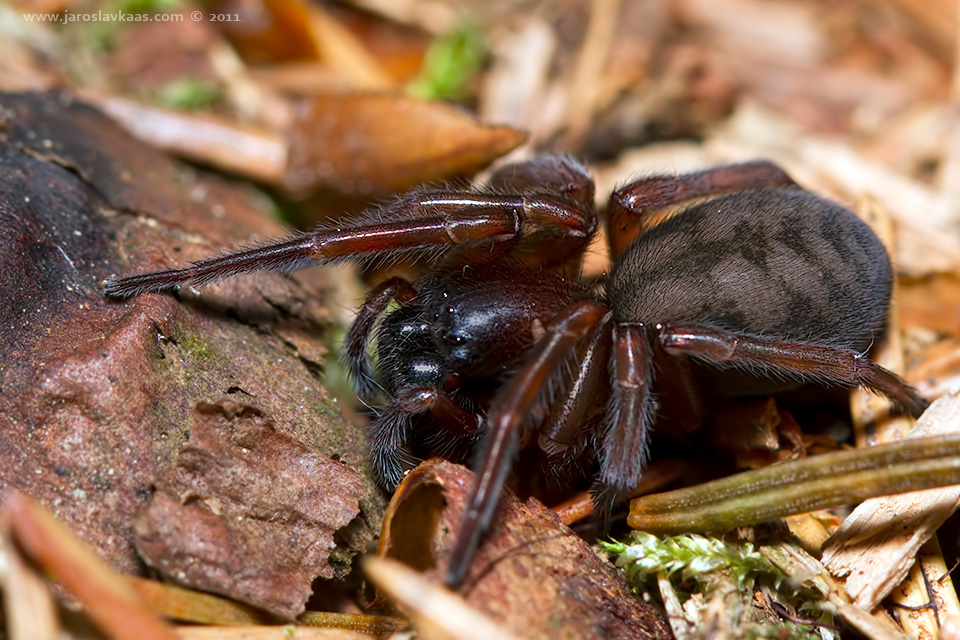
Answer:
106, 155, 928, 587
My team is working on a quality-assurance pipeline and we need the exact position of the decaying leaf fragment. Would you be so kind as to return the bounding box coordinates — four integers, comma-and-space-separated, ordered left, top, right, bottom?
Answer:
134, 401, 366, 619
283, 94, 526, 196
377, 459, 672, 640
822, 389, 960, 610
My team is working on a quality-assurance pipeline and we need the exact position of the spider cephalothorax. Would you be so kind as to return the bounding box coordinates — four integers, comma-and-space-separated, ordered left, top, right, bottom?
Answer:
106, 155, 928, 587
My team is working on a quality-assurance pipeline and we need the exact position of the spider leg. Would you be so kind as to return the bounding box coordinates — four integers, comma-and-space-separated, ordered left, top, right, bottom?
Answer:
657, 323, 929, 417
608, 160, 795, 260
537, 315, 612, 456
487, 155, 597, 270
650, 344, 706, 435
395, 387, 482, 436
106, 159, 597, 298
366, 404, 420, 490
594, 324, 656, 516
444, 300, 611, 587
489, 155, 595, 207
344, 277, 418, 399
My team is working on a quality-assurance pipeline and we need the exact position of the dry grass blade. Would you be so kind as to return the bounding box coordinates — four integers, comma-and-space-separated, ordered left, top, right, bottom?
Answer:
3, 490, 179, 640
890, 538, 960, 638
296, 612, 408, 636
629, 424, 960, 534
363, 556, 522, 640
0, 518, 60, 640
175, 627, 375, 639
127, 576, 268, 626
128, 577, 408, 635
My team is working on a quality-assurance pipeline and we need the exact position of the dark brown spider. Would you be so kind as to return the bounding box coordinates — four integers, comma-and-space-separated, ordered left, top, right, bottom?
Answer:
105, 156, 928, 588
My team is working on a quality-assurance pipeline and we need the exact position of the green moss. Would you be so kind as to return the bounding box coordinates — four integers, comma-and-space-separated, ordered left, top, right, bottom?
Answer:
406, 22, 487, 102
152, 78, 221, 111
602, 532, 834, 638
176, 331, 215, 364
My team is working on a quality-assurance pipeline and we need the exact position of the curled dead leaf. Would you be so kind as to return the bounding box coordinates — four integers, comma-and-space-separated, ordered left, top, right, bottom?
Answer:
377, 459, 672, 640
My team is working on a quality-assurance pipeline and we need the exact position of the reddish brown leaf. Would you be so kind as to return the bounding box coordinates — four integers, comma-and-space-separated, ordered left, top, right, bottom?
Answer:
283, 94, 526, 196
899, 273, 960, 337
104, 9, 219, 93
377, 459, 672, 640
215, 0, 321, 65
707, 397, 805, 468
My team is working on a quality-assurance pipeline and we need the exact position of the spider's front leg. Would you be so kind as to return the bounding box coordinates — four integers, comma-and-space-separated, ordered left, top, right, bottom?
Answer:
104, 157, 598, 298
657, 323, 929, 417
444, 300, 611, 587
607, 160, 795, 259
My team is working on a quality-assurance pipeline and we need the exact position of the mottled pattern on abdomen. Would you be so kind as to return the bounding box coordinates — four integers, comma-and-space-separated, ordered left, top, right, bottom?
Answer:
606, 188, 892, 350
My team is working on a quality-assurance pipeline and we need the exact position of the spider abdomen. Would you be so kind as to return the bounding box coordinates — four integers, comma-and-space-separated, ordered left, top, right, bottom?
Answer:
607, 188, 892, 350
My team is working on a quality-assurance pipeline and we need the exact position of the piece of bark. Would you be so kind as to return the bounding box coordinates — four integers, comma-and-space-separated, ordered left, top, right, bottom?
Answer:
377, 459, 672, 640
0, 89, 383, 581
134, 401, 366, 619
821, 390, 960, 609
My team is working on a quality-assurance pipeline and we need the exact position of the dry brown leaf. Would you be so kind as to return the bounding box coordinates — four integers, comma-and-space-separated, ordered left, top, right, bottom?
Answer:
215, 0, 320, 64
283, 94, 526, 196
908, 336, 960, 401
78, 91, 289, 184
377, 459, 672, 640
849, 193, 915, 446
900, 273, 960, 337
821, 390, 960, 610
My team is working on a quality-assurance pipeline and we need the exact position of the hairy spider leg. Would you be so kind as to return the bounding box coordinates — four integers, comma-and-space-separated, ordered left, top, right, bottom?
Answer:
657, 323, 929, 418
366, 404, 420, 490
105, 188, 597, 298
608, 160, 795, 260
344, 277, 419, 400
395, 387, 482, 436
648, 340, 706, 434
444, 300, 612, 587
488, 155, 596, 207
536, 316, 612, 458
594, 324, 655, 515
487, 155, 598, 270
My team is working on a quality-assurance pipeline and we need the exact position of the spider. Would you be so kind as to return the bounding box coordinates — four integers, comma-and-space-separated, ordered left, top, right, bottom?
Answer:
105, 155, 929, 588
